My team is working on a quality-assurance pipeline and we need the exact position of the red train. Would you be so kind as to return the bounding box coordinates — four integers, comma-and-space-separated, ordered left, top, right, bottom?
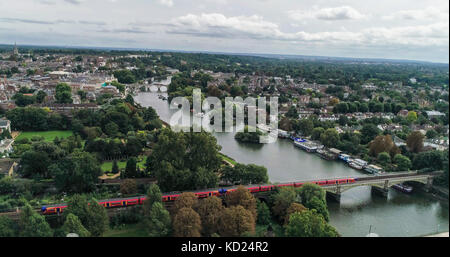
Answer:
41, 177, 357, 215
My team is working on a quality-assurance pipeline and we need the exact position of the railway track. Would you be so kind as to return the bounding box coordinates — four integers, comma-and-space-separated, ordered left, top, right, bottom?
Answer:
1, 171, 441, 218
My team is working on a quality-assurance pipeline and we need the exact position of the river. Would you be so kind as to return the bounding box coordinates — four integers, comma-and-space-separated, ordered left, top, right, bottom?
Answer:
134, 92, 449, 237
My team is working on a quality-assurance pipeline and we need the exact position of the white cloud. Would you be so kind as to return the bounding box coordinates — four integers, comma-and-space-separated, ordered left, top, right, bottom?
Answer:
168, 13, 448, 47
289, 6, 365, 21
383, 6, 449, 22
158, 0, 174, 7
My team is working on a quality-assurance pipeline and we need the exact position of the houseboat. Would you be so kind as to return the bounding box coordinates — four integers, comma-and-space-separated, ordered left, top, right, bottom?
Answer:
365, 164, 383, 175
316, 149, 336, 160
294, 140, 321, 153
348, 161, 364, 170
278, 129, 290, 139
338, 154, 352, 163
392, 183, 413, 193
352, 159, 368, 168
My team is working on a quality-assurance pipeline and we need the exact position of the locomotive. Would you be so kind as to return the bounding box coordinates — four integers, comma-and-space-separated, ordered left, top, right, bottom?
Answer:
41, 177, 357, 215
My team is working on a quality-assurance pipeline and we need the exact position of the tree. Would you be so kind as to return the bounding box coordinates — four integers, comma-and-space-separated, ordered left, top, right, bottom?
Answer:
407, 111, 418, 122
286, 106, 298, 118
104, 122, 119, 136
50, 151, 103, 193
369, 135, 399, 158
218, 205, 255, 237
426, 130, 438, 139
120, 179, 138, 195
112, 160, 119, 174
194, 196, 224, 236
148, 129, 221, 192
297, 183, 329, 221
0, 216, 18, 237
270, 187, 298, 222
36, 90, 47, 103
55, 83, 73, 104
298, 119, 314, 136
62, 213, 90, 237
19, 150, 51, 178
174, 192, 198, 214
361, 124, 381, 144
85, 201, 109, 237
394, 154, 412, 171
311, 127, 325, 141
285, 203, 307, 224
256, 200, 271, 225
320, 128, 340, 148
285, 209, 339, 237
377, 152, 391, 166
63, 195, 108, 237
173, 207, 202, 237
144, 202, 171, 237
19, 204, 53, 237
144, 184, 162, 214
225, 186, 257, 220
123, 157, 138, 178
407, 131, 425, 153
413, 151, 444, 171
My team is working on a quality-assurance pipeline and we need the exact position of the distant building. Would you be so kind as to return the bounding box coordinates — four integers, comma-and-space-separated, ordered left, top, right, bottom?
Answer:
0, 119, 11, 133
426, 111, 446, 119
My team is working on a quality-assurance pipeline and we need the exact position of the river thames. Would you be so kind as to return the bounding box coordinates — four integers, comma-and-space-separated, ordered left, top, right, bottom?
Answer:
135, 92, 449, 237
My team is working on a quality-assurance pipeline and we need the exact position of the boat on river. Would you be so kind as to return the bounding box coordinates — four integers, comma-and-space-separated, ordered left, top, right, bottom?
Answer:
392, 183, 413, 193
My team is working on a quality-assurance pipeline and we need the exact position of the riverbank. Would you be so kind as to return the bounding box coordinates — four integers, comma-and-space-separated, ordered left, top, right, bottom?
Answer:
134, 92, 449, 237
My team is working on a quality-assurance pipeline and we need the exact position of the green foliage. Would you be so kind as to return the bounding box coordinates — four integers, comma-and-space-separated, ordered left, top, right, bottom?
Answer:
19, 203, 53, 237
55, 83, 73, 104
393, 154, 412, 171
270, 187, 298, 222
256, 200, 271, 225
143, 202, 171, 237
320, 128, 340, 148
297, 183, 329, 221
221, 163, 268, 185
235, 126, 265, 144
285, 209, 339, 237
0, 216, 18, 237
50, 151, 103, 193
377, 152, 391, 166
148, 129, 221, 192
62, 213, 91, 237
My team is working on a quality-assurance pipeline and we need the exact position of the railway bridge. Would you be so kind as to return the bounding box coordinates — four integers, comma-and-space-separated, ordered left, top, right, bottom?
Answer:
322, 171, 441, 202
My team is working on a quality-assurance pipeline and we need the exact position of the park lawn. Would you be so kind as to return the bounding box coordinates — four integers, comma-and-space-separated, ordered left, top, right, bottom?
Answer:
101, 156, 147, 172
16, 130, 74, 142
104, 224, 148, 237
218, 153, 237, 166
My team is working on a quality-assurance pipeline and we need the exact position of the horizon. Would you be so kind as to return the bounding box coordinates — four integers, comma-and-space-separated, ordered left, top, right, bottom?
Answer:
0, 0, 448, 63
1, 42, 449, 65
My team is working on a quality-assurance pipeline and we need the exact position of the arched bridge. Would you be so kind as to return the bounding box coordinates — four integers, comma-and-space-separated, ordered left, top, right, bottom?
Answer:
322, 171, 441, 202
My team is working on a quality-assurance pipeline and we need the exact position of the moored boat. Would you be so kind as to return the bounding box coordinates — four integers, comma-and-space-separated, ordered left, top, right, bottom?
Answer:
392, 183, 413, 193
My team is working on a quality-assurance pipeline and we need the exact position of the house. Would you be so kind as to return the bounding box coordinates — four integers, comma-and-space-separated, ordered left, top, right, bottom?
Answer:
426, 111, 446, 119
397, 109, 409, 117
0, 119, 11, 133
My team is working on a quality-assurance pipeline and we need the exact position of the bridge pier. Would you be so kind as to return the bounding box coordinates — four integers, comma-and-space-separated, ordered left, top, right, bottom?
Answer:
326, 191, 341, 203
425, 177, 433, 193
371, 186, 389, 198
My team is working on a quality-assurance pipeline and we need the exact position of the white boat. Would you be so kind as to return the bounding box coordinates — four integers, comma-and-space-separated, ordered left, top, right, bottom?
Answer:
349, 161, 363, 170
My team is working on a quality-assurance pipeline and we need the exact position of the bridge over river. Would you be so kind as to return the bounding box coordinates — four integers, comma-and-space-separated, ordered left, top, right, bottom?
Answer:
0, 171, 442, 221
319, 171, 441, 202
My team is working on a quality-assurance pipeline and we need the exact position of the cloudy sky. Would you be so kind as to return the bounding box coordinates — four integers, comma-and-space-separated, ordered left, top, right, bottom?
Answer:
0, 0, 448, 63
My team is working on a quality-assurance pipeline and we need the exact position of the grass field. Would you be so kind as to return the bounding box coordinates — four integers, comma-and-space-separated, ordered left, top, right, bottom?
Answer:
104, 224, 148, 237
16, 130, 74, 142
218, 152, 237, 166
101, 156, 147, 172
